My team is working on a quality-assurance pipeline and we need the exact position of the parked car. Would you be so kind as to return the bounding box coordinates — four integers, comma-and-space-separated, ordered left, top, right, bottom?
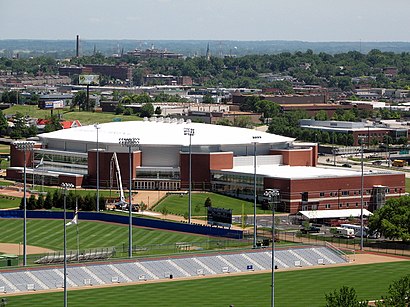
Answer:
300, 226, 321, 234
341, 163, 352, 168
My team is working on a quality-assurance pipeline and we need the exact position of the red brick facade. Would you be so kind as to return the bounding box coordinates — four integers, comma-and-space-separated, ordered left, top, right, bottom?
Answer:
270, 147, 317, 166
264, 173, 405, 214
87, 150, 141, 188
180, 152, 233, 188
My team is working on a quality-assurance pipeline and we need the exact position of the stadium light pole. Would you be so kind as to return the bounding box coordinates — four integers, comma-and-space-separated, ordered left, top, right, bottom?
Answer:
184, 128, 195, 224
14, 141, 35, 266
119, 137, 140, 258
94, 124, 100, 212
61, 182, 74, 307
252, 135, 261, 248
264, 188, 280, 307
360, 139, 364, 251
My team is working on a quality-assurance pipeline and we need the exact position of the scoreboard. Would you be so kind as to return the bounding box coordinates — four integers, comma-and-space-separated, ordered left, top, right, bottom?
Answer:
207, 207, 232, 228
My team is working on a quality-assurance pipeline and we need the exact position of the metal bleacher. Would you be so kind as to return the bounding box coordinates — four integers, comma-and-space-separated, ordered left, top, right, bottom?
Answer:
0, 246, 348, 294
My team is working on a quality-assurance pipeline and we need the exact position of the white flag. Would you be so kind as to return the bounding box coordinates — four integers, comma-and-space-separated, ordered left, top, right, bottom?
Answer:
66, 204, 78, 226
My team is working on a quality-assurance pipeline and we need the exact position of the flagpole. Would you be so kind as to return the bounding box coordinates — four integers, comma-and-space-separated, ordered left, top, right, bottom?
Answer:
75, 198, 80, 262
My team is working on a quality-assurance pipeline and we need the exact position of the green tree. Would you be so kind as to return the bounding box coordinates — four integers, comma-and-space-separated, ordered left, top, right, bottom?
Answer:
72, 91, 87, 111
325, 286, 367, 307
368, 196, 410, 242
19, 197, 26, 210
115, 102, 125, 115
314, 110, 328, 121
44, 193, 53, 210
123, 108, 133, 115
215, 118, 232, 126
139, 201, 147, 212
44, 115, 62, 133
9, 112, 26, 139
204, 197, 212, 208
233, 116, 253, 128
27, 194, 37, 210
133, 93, 152, 104
52, 189, 63, 209
140, 102, 154, 118
30, 93, 40, 105
0, 111, 8, 136
36, 195, 44, 209
376, 274, 410, 307
254, 100, 281, 120
240, 96, 260, 112
1, 91, 18, 104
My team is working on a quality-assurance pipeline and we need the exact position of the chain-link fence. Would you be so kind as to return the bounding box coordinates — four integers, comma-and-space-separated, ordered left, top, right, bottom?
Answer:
7, 238, 253, 269
255, 230, 410, 257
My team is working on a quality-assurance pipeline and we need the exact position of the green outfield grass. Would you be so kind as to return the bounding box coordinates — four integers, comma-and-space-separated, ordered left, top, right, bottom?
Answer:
3, 261, 409, 307
0, 219, 229, 252
2, 105, 142, 125
154, 193, 268, 216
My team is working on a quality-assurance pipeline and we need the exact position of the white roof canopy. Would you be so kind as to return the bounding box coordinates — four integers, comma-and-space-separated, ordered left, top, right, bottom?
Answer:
37, 121, 294, 147
298, 209, 373, 220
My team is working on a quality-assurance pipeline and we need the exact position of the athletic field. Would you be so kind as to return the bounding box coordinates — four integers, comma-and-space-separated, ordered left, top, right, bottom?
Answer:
0, 219, 232, 251
3, 261, 409, 306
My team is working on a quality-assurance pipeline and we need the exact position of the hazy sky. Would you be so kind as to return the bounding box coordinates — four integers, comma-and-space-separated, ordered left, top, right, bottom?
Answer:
2, 0, 410, 41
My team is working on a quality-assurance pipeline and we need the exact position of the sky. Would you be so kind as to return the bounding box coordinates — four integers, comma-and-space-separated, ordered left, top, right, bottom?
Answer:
2, 0, 410, 42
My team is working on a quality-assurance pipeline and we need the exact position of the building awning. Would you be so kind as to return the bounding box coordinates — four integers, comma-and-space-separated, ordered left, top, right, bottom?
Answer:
297, 209, 373, 220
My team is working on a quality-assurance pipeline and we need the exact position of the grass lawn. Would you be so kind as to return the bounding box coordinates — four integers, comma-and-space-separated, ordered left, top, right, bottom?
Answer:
154, 193, 268, 216
0, 180, 14, 187
0, 195, 20, 209
0, 144, 9, 154
4, 261, 410, 306
0, 219, 221, 252
2, 105, 142, 125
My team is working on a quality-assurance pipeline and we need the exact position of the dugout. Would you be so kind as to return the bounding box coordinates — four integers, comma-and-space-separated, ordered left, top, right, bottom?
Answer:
0, 254, 18, 267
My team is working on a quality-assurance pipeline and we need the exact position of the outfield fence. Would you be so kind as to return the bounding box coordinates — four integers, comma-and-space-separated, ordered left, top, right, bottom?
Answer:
0, 210, 243, 239
13, 238, 254, 268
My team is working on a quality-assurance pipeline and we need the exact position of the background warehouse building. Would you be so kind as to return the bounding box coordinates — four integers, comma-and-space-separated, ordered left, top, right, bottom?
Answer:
7, 118, 405, 214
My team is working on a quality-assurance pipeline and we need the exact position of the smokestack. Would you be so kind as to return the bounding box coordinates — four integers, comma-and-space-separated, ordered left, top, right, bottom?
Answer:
76, 35, 79, 57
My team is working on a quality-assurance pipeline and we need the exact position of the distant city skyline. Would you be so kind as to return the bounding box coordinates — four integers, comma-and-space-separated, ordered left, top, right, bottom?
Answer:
2, 0, 410, 42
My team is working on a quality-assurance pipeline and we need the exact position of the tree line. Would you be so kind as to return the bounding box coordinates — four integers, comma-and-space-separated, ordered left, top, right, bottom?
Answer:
20, 191, 106, 212
236, 95, 408, 146
2, 49, 410, 89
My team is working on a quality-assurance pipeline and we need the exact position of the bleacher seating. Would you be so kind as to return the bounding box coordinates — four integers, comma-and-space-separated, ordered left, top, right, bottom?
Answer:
0, 246, 348, 293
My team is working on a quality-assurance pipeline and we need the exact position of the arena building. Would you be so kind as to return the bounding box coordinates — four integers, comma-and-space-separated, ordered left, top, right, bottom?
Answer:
7, 118, 405, 214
